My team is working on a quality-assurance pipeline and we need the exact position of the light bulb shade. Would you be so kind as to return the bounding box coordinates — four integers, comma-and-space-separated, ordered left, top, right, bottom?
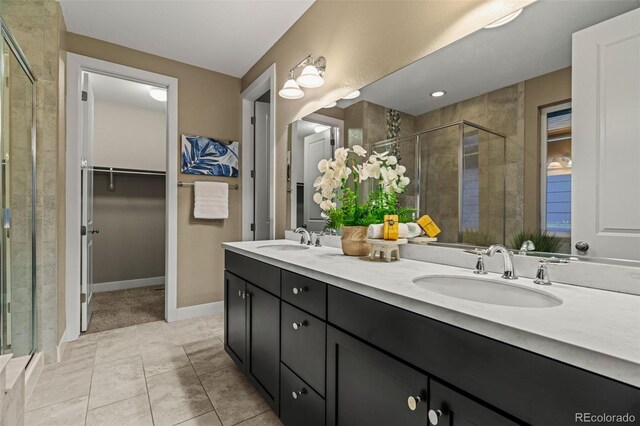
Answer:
342, 90, 360, 100
279, 78, 304, 99
149, 88, 167, 102
296, 65, 324, 88
323, 101, 337, 108
484, 8, 523, 29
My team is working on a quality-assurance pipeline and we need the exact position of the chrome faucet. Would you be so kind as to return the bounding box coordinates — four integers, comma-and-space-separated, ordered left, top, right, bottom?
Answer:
294, 227, 311, 245
519, 240, 535, 255
485, 244, 517, 280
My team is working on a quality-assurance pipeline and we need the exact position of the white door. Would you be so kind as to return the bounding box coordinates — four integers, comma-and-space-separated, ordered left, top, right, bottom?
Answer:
572, 8, 640, 260
80, 73, 95, 331
303, 129, 333, 232
254, 100, 271, 240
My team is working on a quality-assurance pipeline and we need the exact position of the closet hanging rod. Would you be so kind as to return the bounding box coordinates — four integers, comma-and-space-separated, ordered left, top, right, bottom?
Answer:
89, 167, 166, 176
178, 181, 239, 190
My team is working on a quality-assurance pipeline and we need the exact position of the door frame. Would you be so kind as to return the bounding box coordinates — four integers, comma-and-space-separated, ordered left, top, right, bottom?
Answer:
240, 64, 276, 241
65, 53, 179, 341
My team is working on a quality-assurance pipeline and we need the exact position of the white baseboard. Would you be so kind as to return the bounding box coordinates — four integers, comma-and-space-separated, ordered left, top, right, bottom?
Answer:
175, 301, 224, 321
93, 276, 165, 293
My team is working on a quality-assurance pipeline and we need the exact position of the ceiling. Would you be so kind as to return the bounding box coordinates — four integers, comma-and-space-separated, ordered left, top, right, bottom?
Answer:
339, 0, 640, 116
61, 0, 315, 78
89, 72, 167, 111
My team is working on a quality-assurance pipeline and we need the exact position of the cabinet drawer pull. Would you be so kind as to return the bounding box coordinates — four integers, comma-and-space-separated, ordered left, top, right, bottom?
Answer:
292, 287, 304, 295
407, 395, 421, 411
292, 388, 306, 399
428, 409, 443, 425
292, 321, 305, 330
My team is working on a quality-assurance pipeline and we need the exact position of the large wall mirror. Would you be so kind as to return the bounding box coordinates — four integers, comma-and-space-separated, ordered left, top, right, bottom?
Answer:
287, 0, 640, 264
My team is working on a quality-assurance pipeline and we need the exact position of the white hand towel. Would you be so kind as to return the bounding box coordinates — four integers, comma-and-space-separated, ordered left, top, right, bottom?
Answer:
367, 222, 423, 239
194, 181, 229, 219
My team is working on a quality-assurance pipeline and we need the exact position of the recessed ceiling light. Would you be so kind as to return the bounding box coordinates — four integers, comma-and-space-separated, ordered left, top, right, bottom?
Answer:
323, 101, 337, 108
484, 8, 523, 29
430, 90, 446, 97
149, 88, 167, 102
314, 125, 331, 133
342, 90, 360, 100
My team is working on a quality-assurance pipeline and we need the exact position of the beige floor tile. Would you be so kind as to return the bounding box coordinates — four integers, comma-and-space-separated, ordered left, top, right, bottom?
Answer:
141, 344, 191, 377
137, 321, 175, 348
199, 366, 269, 426
203, 314, 223, 331
27, 369, 92, 411
95, 335, 141, 364
89, 355, 147, 410
170, 318, 217, 346
37, 356, 94, 385
146, 366, 213, 426
61, 340, 98, 363
175, 411, 221, 426
184, 337, 234, 377
86, 393, 153, 426
24, 395, 88, 426
235, 410, 282, 426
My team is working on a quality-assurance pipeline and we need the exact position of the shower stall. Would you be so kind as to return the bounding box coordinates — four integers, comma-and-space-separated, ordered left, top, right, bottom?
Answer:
0, 19, 37, 358
371, 121, 506, 246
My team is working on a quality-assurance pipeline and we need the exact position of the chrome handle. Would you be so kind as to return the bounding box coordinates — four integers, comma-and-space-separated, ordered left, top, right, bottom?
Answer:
292, 287, 304, 295
238, 290, 246, 299
428, 409, 443, 425
292, 389, 306, 399
238, 290, 242, 297
407, 396, 421, 411
473, 255, 486, 275
292, 322, 304, 330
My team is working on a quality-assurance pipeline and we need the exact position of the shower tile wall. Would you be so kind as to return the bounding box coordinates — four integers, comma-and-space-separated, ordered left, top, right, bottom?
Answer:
414, 83, 524, 241
1, 0, 67, 363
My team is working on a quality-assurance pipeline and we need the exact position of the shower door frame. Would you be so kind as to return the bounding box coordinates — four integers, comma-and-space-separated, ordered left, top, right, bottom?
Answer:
0, 17, 38, 356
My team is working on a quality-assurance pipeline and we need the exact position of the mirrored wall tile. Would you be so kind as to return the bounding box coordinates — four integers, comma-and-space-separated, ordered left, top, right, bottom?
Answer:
24, 395, 88, 426
146, 366, 212, 426
89, 355, 146, 410
86, 393, 153, 426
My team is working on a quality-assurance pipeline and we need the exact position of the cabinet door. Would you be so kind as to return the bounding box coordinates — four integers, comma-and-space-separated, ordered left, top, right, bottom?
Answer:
224, 271, 246, 371
327, 326, 429, 426
280, 363, 325, 426
428, 380, 520, 426
247, 283, 280, 413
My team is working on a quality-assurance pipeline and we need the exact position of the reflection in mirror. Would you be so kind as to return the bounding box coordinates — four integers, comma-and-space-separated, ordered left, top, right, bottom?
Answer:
287, 0, 640, 263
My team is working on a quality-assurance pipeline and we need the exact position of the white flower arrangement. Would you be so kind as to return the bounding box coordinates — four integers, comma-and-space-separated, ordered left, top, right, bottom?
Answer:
313, 145, 410, 213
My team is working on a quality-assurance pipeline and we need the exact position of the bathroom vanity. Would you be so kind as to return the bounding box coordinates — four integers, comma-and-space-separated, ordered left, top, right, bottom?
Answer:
223, 241, 640, 426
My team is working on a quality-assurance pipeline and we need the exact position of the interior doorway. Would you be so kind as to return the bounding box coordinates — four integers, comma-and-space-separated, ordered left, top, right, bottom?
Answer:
80, 72, 168, 334
66, 53, 178, 342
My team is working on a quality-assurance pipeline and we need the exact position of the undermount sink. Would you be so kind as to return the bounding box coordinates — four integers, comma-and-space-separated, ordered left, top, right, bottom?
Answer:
257, 244, 310, 252
412, 275, 562, 308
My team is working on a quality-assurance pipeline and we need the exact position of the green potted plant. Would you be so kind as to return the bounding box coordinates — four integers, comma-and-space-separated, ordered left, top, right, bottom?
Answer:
313, 146, 413, 255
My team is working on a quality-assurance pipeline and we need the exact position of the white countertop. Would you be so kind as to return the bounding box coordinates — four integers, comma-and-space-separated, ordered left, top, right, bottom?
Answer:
223, 240, 640, 388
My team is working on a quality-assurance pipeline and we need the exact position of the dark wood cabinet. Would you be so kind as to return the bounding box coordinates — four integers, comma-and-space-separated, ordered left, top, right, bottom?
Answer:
246, 283, 280, 413
224, 271, 246, 370
428, 380, 519, 426
280, 363, 325, 426
223, 270, 280, 414
326, 325, 429, 426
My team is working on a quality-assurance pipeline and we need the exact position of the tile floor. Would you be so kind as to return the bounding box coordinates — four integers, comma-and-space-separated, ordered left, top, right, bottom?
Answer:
24, 314, 282, 426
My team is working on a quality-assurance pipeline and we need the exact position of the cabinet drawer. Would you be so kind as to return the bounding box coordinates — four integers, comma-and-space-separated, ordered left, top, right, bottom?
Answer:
280, 363, 325, 426
281, 270, 327, 319
281, 301, 326, 396
225, 251, 280, 296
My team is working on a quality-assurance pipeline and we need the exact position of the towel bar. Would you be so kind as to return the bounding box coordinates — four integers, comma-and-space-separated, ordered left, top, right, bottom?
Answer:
178, 181, 239, 190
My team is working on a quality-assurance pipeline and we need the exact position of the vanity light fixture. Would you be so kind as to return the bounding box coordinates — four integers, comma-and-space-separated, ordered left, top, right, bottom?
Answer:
430, 90, 447, 97
279, 71, 304, 99
342, 90, 360, 100
323, 101, 337, 108
314, 124, 331, 133
279, 55, 326, 99
484, 8, 523, 29
149, 88, 167, 102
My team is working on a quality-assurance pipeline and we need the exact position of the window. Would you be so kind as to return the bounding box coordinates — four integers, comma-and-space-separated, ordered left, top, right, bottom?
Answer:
541, 103, 572, 236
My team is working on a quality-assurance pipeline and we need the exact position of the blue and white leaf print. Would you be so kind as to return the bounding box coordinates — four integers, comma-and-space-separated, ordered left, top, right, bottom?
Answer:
181, 135, 239, 177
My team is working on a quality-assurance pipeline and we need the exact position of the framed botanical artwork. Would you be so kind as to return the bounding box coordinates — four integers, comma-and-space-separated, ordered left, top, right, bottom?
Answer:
181, 135, 239, 177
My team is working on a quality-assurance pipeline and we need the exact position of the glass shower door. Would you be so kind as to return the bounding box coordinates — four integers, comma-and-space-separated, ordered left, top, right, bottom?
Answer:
1, 27, 36, 357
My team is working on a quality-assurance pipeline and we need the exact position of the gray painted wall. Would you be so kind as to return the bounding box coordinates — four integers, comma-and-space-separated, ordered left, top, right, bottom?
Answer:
93, 173, 165, 283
